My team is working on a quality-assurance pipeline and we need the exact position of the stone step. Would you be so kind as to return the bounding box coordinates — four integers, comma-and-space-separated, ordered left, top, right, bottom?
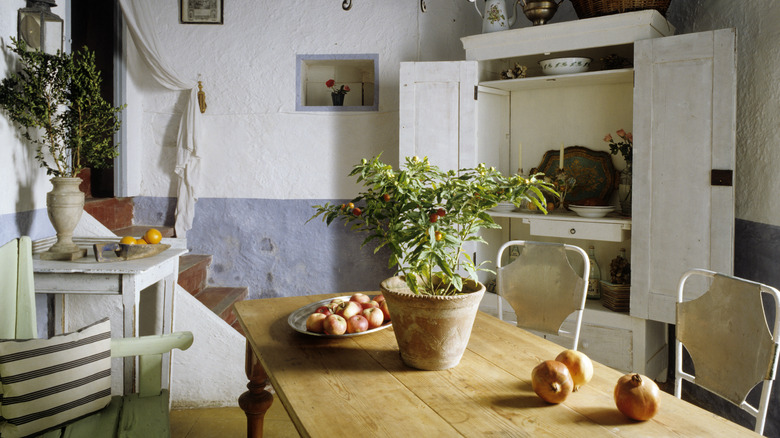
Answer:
194, 287, 249, 328
84, 197, 134, 231
178, 254, 213, 297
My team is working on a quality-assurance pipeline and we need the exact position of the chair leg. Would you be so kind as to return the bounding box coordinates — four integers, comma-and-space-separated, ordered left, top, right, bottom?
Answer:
497, 292, 503, 321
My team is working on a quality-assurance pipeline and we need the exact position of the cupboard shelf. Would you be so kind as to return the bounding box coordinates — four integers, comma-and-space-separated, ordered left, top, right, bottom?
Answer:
488, 209, 631, 227
480, 68, 633, 92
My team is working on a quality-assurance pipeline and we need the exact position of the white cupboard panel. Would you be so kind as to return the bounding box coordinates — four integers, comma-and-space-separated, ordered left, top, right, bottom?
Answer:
632, 29, 736, 323
399, 61, 478, 171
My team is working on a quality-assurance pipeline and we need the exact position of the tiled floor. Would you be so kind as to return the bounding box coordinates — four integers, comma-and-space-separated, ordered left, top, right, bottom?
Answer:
171, 397, 300, 438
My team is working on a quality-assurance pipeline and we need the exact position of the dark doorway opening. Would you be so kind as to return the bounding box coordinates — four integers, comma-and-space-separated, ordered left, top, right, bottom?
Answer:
71, 0, 116, 198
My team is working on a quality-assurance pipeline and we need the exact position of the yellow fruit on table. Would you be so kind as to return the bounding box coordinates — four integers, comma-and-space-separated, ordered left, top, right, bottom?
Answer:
136, 238, 148, 244
144, 228, 162, 244
119, 236, 136, 245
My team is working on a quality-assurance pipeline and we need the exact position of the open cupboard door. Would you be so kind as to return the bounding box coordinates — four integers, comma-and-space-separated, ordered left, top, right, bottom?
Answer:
399, 61, 479, 171
631, 28, 736, 324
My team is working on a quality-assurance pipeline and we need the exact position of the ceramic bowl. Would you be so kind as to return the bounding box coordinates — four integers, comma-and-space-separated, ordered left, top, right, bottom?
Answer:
568, 205, 615, 218
490, 202, 517, 213
539, 57, 592, 75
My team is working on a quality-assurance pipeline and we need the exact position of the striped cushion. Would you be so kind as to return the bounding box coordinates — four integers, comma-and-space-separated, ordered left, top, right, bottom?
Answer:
0, 318, 111, 438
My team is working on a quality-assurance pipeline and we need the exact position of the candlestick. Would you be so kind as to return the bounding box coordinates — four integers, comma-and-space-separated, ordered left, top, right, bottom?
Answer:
559, 143, 565, 169
518, 142, 522, 174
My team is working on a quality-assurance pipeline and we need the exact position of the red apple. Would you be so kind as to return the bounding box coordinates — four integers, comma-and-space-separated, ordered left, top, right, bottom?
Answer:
306, 313, 327, 333
363, 307, 384, 329
347, 314, 369, 334
350, 293, 371, 304
373, 294, 386, 305
338, 301, 363, 319
379, 300, 391, 322
361, 300, 379, 310
323, 314, 347, 335
314, 305, 332, 316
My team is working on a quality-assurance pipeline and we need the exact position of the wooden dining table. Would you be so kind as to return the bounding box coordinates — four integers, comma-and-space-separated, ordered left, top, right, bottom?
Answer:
234, 293, 759, 437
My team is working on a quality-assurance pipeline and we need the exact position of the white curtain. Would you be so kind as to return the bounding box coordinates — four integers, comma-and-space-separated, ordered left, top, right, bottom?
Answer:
118, 0, 201, 237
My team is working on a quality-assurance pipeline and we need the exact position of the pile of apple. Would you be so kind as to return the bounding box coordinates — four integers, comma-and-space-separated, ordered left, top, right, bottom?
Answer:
305, 293, 391, 335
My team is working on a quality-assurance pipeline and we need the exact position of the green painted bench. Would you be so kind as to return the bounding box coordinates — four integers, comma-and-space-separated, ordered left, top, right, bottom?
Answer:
1, 237, 193, 437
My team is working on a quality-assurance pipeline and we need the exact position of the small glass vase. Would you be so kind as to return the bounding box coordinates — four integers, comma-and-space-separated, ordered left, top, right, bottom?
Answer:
331, 93, 344, 106
618, 166, 632, 216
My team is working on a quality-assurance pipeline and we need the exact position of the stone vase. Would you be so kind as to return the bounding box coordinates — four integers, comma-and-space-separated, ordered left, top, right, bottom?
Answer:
42, 177, 87, 260
380, 276, 485, 370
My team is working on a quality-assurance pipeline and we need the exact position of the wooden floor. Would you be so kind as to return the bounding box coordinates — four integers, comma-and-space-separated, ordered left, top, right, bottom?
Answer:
171, 397, 299, 438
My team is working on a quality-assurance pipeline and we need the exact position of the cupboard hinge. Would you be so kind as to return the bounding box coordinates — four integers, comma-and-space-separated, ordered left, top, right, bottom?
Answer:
474, 85, 478, 100
711, 169, 733, 186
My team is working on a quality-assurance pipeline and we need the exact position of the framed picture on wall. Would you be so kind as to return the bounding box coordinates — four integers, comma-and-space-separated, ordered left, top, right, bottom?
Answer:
181, 0, 224, 24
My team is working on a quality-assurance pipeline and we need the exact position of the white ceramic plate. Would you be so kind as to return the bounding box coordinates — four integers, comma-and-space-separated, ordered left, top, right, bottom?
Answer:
568, 205, 615, 218
288, 296, 391, 337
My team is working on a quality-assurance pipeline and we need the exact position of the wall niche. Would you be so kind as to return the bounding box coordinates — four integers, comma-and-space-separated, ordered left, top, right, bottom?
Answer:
296, 54, 378, 111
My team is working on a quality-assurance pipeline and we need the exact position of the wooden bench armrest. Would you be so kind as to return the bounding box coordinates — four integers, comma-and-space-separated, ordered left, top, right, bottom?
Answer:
111, 331, 194, 397
110, 331, 193, 357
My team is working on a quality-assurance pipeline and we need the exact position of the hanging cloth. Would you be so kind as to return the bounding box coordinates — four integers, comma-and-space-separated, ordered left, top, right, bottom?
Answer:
118, 0, 201, 237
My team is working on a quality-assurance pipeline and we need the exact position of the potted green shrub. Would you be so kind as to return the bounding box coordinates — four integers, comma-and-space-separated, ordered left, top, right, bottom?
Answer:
311, 155, 554, 369
0, 39, 124, 260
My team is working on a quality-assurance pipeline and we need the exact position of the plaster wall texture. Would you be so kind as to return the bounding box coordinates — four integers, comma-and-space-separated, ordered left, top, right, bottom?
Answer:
664, 0, 780, 227
126, 0, 421, 201
0, 1, 68, 217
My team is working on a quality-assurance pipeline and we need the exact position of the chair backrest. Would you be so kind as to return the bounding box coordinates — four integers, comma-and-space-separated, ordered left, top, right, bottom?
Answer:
675, 268, 780, 435
496, 240, 589, 350
0, 237, 37, 339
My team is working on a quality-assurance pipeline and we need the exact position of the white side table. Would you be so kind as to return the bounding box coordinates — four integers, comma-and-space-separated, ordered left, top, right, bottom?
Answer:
33, 245, 188, 394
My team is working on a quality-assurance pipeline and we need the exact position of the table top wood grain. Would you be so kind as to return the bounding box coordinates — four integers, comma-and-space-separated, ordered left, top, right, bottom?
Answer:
235, 293, 759, 437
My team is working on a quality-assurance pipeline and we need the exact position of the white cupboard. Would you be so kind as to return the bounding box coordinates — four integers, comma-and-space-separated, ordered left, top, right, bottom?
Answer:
398, 10, 736, 380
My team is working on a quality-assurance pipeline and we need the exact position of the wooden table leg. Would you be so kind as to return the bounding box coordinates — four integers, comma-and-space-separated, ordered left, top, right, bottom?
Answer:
238, 340, 273, 438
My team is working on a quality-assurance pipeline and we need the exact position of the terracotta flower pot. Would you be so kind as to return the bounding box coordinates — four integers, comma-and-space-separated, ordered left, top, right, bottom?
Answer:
381, 276, 485, 370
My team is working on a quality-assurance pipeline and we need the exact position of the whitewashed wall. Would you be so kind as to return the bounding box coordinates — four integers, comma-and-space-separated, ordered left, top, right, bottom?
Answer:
123, 0, 483, 202
665, 0, 780, 227
0, 1, 67, 220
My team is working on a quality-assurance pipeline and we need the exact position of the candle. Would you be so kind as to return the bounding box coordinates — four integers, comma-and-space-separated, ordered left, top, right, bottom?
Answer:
559, 143, 565, 169
518, 142, 522, 173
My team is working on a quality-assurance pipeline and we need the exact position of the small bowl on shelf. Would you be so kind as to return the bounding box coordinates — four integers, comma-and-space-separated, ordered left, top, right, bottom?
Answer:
568, 205, 615, 218
490, 202, 517, 213
539, 57, 592, 75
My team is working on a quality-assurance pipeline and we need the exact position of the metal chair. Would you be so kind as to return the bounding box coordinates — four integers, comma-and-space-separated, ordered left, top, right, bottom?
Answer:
496, 240, 589, 350
675, 268, 780, 435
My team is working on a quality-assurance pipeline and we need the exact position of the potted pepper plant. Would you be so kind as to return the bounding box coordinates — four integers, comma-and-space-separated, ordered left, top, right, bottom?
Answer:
311, 155, 555, 370
0, 39, 124, 260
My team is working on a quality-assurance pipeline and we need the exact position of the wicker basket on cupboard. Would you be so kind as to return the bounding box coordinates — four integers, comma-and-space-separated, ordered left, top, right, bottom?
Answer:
570, 0, 672, 19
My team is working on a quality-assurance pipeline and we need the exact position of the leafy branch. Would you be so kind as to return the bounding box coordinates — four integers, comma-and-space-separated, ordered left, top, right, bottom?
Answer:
0, 38, 124, 177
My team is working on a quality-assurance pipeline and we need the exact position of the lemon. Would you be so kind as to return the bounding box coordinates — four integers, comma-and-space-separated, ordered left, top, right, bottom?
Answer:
119, 236, 136, 245
144, 228, 162, 244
